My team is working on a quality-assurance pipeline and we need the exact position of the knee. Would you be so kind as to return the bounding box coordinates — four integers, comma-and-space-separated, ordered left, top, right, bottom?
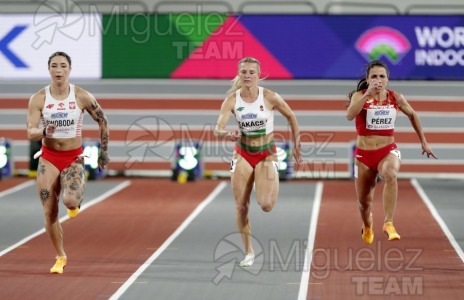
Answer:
259, 198, 274, 212
358, 201, 369, 211
260, 203, 273, 212
358, 198, 372, 210
236, 203, 249, 216
44, 209, 58, 224
62, 193, 83, 209
382, 168, 398, 183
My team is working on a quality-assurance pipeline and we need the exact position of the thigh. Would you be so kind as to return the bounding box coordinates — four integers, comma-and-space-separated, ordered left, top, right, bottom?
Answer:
60, 162, 86, 199
254, 155, 279, 196
354, 159, 377, 200
378, 152, 401, 178
231, 153, 254, 205
36, 158, 61, 210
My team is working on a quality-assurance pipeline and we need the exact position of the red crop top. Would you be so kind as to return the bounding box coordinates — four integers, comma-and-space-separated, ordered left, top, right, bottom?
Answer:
355, 89, 398, 136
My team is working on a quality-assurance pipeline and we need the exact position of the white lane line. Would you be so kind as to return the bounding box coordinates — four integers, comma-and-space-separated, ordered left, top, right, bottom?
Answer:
109, 181, 228, 300
0, 180, 35, 199
411, 178, 464, 263
298, 181, 323, 300
0, 180, 131, 257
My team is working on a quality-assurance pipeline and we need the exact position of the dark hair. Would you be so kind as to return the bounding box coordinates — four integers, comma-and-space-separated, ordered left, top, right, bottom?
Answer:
48, 51, 72, 68
347, 60, 389, 105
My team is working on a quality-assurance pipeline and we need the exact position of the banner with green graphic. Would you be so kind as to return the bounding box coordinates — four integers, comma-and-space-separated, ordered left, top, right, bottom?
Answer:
102, 14, 227, 78
102, 14, 464, 80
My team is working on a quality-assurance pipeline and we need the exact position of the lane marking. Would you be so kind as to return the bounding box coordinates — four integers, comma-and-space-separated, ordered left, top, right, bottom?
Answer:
411, 178, 464, 263
109, 181, 228, 300
0, 180, 34, 198
287, 282, 323, 285
0, 180, 131, 257
111, 282, 147, 284
297, 181, 323, 300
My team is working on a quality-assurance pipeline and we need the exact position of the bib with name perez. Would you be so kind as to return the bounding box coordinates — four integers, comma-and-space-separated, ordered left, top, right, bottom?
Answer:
355, 89, 398, 136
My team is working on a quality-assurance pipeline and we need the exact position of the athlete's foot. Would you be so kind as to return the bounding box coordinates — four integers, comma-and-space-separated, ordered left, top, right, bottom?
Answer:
67, 205, 80, 218
383, 222, 401, 240
50, 256, 67, 274
239, 252, 255, 267
361, 213, 374, 245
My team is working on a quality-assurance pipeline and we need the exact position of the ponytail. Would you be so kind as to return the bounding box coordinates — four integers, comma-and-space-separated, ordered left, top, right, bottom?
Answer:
227, 75, 241, 94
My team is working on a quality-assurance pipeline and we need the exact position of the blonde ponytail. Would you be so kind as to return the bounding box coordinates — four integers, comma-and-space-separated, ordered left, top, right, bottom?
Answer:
227, 75, 242, 94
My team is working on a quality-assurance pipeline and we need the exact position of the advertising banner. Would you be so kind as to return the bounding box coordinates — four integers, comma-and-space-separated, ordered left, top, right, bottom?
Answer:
102, 14, 464, 80
235, 15, 464, 80
2, 13, 463, 80
0, 14, 101, 79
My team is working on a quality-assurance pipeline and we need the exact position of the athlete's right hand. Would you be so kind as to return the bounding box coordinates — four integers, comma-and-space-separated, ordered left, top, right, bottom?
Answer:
44, 124, 56, 137
226, 130, 241, 141
365, 79, 380, 96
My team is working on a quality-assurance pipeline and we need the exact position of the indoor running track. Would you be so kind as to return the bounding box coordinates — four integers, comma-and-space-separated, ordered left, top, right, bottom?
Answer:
0, 177, 463, 300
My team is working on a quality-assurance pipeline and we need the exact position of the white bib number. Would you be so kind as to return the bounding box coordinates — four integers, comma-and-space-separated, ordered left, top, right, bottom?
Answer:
366, 107, 396, 130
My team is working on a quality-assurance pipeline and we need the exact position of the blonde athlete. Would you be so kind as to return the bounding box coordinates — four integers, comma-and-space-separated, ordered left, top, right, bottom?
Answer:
215, 57, 302, 267
27, 51, 110, 274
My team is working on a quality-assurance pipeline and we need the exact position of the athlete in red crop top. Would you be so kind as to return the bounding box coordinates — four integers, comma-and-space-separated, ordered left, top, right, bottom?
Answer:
27, 52, 110, 274
346, 60, 437, 246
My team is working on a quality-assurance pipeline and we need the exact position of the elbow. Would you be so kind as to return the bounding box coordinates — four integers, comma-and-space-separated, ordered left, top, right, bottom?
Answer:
346, 108, 358, 121
26, 129, 35, 141
213, 126, 222, 138
99, 116, 109, 127
287, 114, 298, 126
99, 119, 109, 132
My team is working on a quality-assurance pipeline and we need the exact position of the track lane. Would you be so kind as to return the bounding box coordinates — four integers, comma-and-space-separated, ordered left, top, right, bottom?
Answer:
0, 179, 222, 300
114, 181, 318, 300
308, 180, 464, 299
0, 177, 31, 193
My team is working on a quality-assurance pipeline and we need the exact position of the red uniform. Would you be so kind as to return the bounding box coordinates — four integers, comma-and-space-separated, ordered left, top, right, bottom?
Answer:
41, 145, 84, 172
356, 89, 398, 136
355, 89, 401, 171
234, 141, 276, 168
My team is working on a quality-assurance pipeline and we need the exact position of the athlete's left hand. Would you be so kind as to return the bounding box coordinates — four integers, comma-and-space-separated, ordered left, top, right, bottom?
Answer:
292, 145, 303, 166
422, 142, 437, 159
98, 151, 110, 169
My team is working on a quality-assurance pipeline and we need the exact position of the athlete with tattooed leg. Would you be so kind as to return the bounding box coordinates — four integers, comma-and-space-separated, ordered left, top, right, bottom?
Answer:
27, 51, 110, 274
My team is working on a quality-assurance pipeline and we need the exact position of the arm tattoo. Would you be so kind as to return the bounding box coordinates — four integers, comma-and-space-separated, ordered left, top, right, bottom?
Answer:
87, 99, 110, 166
95, 107, 109, 153
96, 108, 105, 120
91, 101, 98, 111
101, 133, 109, 152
